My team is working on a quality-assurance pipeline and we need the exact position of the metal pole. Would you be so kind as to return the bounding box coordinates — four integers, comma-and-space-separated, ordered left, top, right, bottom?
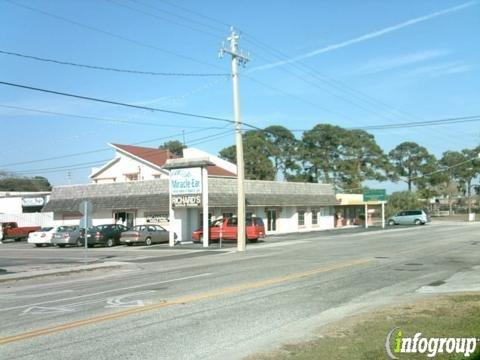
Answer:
381, 201, 385, 229
364, 203, 368, 229
84, 202, 88, 264
202, 167, 209, 248
221, 28, 249, 252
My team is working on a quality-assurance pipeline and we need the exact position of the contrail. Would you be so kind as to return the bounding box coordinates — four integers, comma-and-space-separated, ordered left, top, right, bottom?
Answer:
250, 1, 477, 72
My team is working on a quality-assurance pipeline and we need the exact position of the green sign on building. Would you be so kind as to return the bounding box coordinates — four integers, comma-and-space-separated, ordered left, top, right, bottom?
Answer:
363, 189, 386, 202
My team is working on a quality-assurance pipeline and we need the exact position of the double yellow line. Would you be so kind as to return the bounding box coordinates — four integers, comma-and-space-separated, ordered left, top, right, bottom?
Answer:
0, 258, 370, 345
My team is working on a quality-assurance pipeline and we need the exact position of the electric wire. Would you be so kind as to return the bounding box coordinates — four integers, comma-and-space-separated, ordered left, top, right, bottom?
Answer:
0, 81, 237, 125
0, 127, 219, 168
6, 128, 234, 175
0, 104, 228, 130
3, 0, 227, 72
0, 50, 229, 77
106, 0, 222, 40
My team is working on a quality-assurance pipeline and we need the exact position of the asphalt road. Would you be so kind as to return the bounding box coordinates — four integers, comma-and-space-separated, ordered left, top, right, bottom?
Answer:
0, 223, 479, 359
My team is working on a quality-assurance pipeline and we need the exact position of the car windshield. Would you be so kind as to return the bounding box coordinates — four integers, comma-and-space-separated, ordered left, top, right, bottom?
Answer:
39, 227, 53, 231
57, 226, 75, 232
211, 219, 224, 227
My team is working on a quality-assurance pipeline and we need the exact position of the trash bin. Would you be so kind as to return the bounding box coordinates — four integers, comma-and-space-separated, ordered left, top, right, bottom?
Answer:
468, 213, 476, 222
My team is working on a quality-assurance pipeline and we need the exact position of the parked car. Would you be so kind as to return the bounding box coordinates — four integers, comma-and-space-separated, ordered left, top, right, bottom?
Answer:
27, 227, 58, 247
388, 210, 429, 226
192, 216, 266, 243
120, 224, 173, 246
51, 226, 81, 247
1, 222, 41, 242
78, 224, 128, 247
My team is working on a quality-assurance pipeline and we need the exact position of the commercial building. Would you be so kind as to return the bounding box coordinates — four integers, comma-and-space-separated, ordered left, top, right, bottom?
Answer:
43, 143, 339, 240
0, 191, 53, 226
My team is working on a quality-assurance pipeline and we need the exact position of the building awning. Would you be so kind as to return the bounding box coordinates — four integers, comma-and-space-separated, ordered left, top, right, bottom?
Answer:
43, 194, 169, 212
43, 178, 339, 213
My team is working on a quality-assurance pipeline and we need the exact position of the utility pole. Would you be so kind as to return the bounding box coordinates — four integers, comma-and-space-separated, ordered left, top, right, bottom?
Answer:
220, 27, 250, 252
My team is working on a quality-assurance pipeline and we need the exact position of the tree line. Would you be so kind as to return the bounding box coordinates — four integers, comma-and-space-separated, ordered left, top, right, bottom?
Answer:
209, 124, 480, 200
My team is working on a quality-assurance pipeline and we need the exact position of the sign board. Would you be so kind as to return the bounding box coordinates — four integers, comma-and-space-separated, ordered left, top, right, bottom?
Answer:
79, 200, 93, 215
79, 216, 92, 229
21, 197, 45, 207
170, 168, 202, 195
363, 189, 386, 202
172, 194, 201, 208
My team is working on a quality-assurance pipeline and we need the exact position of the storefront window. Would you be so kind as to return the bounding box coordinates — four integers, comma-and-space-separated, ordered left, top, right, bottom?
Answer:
312, 209, 318, 225
298, 210, 305, 226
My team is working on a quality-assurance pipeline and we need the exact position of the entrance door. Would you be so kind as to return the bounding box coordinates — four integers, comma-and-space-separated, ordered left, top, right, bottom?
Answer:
267, 209, 277, 232
114, 211, 135, 228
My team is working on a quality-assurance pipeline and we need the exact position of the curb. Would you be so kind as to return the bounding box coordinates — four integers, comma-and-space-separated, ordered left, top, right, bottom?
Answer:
0, 261, 128, 283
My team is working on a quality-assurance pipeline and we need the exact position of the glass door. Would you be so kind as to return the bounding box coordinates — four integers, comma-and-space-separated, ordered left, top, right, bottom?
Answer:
267, 209, 277, 232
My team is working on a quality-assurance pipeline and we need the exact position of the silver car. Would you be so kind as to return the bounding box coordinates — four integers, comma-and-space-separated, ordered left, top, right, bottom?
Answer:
120, 225, 170, 246
52, 226, 81, 247
388, 210, 429, 226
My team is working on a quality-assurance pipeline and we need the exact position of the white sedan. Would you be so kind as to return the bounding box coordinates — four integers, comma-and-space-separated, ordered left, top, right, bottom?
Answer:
28, 227, 58, 247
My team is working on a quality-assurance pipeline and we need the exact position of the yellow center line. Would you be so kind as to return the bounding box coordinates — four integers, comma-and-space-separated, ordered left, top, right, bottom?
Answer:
0, 258, 371, 345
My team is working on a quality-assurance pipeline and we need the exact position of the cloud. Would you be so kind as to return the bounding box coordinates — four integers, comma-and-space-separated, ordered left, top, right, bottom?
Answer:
354, 49, 450, 75
249, 1, 477, 73
407, 62, 473, 77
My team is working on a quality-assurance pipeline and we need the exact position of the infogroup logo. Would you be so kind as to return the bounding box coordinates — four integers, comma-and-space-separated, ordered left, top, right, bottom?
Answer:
385, 327, 478, 359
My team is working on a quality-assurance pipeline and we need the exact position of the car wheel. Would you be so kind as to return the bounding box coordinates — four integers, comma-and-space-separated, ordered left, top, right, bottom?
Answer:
76, 239, 82, 247
58, 244, 66, 248
414, 219, 421, 225
248, 238, 258, 243
34, 244, 42, 247
126, 242, 133, 246
199, 235, 203, 242
145, 237, 152, 246
105, 238, 114, 247
388, 220, 396, 226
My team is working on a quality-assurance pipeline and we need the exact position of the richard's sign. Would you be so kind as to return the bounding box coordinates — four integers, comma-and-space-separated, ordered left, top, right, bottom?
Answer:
172, 195, 201, 208
170, 168, 202, 195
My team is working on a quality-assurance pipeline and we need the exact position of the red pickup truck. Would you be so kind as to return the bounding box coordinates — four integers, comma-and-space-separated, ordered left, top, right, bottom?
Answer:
192, 217, 266, 243
1, 222, 41, 241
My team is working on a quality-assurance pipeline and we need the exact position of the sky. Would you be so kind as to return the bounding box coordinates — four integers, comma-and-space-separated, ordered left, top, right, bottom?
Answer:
1, 0, 479, 193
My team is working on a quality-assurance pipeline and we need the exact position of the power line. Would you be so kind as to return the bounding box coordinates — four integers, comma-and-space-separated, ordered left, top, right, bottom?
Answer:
355, 116, 480, 130
240, 32, 468, 147
4, 0, 226, 72
0, 49, 230, 77
9, 128, 234, 176
0, 128, 218, 168
156, 0, 230, 30
286, 115, 480, 132
0, 81, 237, 125
106, 0, 222, 40
0, 104, 227, 130
130, 0, 226, 34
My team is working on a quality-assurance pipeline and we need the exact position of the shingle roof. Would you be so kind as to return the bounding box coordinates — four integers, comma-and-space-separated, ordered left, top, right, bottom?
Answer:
43, 178, 339, 213
112, 143, 176, 167
111, 143, 236, 177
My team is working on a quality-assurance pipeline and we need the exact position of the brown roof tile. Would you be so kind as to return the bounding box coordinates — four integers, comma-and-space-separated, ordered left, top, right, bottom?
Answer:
111, 143, 177, 167
111, 144, 236, 177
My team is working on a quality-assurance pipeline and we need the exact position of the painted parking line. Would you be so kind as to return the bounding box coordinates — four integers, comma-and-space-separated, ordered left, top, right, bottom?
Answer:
0, 258, 371, 345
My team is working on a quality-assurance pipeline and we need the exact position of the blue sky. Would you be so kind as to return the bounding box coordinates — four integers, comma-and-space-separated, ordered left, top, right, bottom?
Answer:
1, 0, 479, 192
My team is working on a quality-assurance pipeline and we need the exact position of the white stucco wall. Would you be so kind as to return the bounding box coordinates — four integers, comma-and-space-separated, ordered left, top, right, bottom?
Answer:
0, 197, 22, 214
91, 152, 168, 183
